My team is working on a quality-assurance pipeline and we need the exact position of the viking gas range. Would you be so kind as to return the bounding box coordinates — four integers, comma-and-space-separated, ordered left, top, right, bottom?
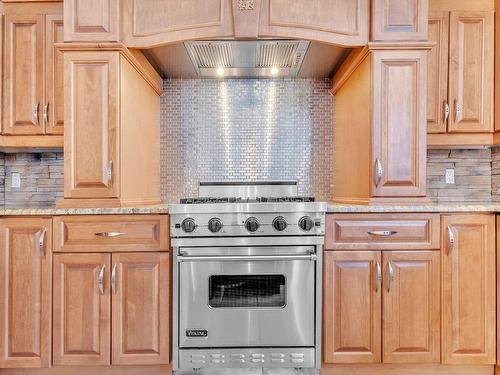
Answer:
169, 182, 327, 371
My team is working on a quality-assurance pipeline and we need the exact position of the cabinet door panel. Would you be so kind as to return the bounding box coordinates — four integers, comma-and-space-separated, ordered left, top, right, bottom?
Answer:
372, 50, 427, 197
382, 251, 440, 363
448, 12, 494, 133
0, 218, 52, 368
372, 0, 428, 41
442, 214, 496, 365
64, 51, 119, 199
259, 0, 369, 46
112, 253, 170, 365
323, 251, 381, 364
53, 253, 111, 366
427, 13, 449, 134
3, 14, 44, 135
45, 15, 64, 135
64, 0, 118, 42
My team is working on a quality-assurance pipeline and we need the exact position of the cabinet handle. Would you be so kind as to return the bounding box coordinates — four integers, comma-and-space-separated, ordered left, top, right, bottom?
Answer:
33, 103, 40, 126
443, 100, 450, 123
107, 160, 113, 185
374, 158, 383, 187
111, 264, 117, 294
446, 225, 455, 255
387, 261, 394, 292
37, 228, 47, 256
375, 261, 382, 293
94, 231, 124, 238
43, 103, 49, 125
454, 99, 461, 122
367, 230, 397, 237
98, 265, 106, 295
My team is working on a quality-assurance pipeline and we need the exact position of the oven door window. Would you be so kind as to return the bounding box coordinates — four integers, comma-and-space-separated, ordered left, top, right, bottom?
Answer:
209, 275, 286, 308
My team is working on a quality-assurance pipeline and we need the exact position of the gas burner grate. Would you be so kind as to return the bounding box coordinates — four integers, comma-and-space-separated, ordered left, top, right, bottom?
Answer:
179, 196, 315, 204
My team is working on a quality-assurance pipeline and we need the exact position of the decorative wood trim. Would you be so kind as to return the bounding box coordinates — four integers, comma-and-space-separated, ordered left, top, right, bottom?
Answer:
321, 364, 494, 375
56, 43, 163, 95
56, 197, 162, 208
427, 133, 494, 147
368, 42, 435, 50
0, 135, 63, 149
331, 47, 370, 94
0, 365, 171, 375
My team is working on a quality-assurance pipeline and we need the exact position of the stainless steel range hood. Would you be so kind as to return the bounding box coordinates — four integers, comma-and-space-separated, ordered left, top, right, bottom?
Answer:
184, 40, 310, 78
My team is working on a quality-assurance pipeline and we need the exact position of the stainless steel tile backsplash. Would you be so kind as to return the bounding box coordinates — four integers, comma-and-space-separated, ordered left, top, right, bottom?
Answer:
160, 78, 334, 202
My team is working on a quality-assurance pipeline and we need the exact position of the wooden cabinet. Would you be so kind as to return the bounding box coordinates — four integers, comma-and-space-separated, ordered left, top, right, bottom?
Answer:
372, 0, 429, 41
0, 218, 52, 369
427, 11, 494, 146
441, 214, 496, 365
64, 0, 119, 42
332, 46, 429, 204
53, 253, 111, 366
59, 45, 161, 208
63, 51, 119, 199
2, 4, 64, 138
382, 251, 440, 363
323, 249, 440, 365
323, 251, 382, 364
111, 253, 170, 365
53, 252, 170, 367
258, 0, 369, 46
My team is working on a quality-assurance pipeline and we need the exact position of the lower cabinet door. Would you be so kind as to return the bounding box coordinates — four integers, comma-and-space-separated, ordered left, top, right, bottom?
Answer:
0, 218, 52, 368
53, 253, 111, 366
111, 253, 170, 365
323, 251, 382, 363
382, 251, 441, 363
442, 214, 496, 365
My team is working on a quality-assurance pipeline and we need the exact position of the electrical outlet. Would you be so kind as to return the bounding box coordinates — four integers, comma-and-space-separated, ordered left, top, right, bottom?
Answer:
11, 173, 21, 188
445, 169, 455, 184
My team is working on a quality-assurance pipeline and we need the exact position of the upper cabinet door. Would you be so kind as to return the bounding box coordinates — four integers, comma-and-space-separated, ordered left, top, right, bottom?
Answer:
111, 253, 170, 365
427, 13, 449, 134
258, 0, 369, 46
442, 214, 496, 365
372, 0, 428, 41
53, 253, 111, 366
64, 0, 119, 42
382, 251, 440, 364
448, 11, 494, 133
323, 251, 382, 364
45, 15, 64, 135
120, 0, 235, 48
372, 50, 427, 197
64, 51, 119, 199
3, 14, 44, 135
0, 218, 52, 368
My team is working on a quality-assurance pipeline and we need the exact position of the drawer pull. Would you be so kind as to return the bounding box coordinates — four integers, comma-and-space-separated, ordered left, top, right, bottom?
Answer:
367, 230, 397, 237
95, 231, 125, 238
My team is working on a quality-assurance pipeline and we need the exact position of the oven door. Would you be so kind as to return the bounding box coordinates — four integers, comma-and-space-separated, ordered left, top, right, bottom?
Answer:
178, 246, 316, 348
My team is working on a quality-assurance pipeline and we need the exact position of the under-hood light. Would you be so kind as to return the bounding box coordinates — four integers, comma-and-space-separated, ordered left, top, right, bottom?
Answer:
216, 67, 225, 77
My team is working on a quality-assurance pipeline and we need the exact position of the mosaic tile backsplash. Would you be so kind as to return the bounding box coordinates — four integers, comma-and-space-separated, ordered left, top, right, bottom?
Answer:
160, 78, 334, 203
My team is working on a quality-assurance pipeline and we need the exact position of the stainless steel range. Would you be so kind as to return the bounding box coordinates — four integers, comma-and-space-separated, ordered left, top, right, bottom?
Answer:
170, 182, 326, 372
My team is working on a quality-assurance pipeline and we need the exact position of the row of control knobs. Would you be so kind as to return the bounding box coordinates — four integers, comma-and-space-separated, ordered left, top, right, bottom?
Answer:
181, 216, 315, 233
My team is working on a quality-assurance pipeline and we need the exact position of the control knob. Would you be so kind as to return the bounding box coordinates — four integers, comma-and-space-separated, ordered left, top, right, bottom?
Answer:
181, 218, 197, 233
298, 216, 314, 232
273, 216, 288, 231
208, 218, 223, 233
245, 217, 260, 232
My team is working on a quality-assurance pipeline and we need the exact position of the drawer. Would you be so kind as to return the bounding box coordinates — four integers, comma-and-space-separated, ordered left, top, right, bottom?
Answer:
325, 214, 440, 250
53, 215, 169, 252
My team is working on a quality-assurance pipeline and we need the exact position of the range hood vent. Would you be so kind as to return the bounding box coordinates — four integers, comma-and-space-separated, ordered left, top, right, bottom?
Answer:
184, 40, 310, 78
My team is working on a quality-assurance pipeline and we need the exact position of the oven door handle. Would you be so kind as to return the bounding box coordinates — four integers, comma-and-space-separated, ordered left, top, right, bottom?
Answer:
177, 254, 317, 262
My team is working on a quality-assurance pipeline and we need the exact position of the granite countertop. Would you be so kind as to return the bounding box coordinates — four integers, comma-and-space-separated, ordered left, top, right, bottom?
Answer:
0, 202, 499, 216
0, 204, 170, 216
327, 203, 500, 213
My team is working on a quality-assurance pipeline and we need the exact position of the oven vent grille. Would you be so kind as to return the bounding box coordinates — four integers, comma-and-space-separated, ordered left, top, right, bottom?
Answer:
256, 42, 300, 69
184, 40, 310, 78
